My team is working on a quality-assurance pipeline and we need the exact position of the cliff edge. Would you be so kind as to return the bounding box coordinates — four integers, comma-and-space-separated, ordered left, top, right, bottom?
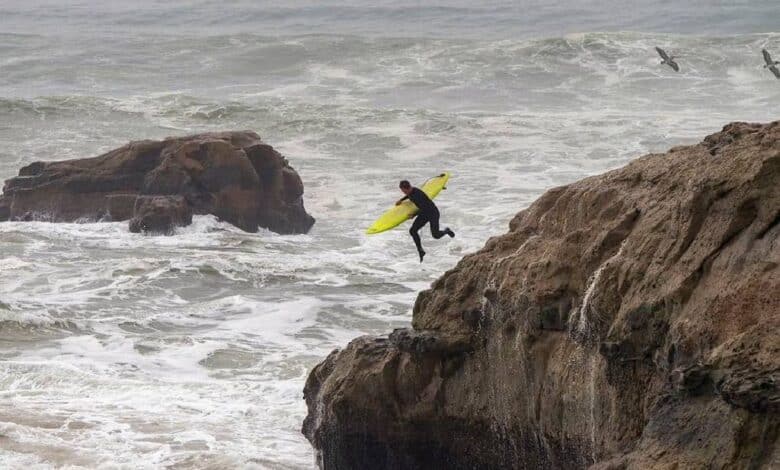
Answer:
303, 121, 780, 469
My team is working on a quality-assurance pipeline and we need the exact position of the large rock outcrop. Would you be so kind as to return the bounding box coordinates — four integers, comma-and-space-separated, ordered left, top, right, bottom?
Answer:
0, 131, 315, 234
303, 121, 780, 469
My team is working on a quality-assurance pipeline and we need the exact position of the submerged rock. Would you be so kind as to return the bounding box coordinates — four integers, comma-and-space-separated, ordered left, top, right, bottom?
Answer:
0, 131, 315, 234
303, 121, 780, 469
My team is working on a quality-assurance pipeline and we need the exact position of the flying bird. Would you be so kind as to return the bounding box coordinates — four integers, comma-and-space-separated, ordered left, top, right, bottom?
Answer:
762, 48, 780, 79
655, 47, 679, 72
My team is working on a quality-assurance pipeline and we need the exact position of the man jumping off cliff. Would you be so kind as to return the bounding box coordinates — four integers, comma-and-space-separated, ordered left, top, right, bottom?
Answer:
396, 180, 455, 262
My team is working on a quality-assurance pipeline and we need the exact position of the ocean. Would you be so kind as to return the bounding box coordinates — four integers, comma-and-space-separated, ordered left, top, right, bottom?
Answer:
1, 1, 779, 468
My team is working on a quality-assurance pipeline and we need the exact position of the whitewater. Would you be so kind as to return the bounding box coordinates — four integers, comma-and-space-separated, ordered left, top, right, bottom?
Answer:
1, 1, 780, 468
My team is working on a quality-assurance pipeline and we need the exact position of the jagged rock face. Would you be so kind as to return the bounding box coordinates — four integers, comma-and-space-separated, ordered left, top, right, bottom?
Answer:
0, 131, 315, 234
303, 121, 780, 469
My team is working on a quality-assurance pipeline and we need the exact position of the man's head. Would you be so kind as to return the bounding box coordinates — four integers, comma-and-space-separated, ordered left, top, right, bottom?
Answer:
399, 180, 412, 195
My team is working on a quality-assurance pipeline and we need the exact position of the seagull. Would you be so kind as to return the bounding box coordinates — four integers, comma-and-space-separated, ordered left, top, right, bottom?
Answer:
655, 47, 679, 72
762, 48, 780, 79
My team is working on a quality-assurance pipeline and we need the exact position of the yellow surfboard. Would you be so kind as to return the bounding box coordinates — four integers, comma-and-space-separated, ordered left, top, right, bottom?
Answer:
366, 172, 450, 235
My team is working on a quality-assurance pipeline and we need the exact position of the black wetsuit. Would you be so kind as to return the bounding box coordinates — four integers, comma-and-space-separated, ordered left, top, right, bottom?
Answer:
400, 187, 452, 257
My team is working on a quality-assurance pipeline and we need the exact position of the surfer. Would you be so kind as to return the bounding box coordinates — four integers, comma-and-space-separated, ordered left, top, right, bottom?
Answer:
396, 180, 455, 262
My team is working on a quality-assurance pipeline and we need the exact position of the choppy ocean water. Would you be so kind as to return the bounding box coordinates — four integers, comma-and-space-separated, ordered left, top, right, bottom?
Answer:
1, 1, 779, 468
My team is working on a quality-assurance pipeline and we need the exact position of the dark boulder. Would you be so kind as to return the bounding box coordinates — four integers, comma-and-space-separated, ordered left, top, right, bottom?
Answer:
128, 196, 192, 235
0, 131, 315, 234
0, 198, 9, 222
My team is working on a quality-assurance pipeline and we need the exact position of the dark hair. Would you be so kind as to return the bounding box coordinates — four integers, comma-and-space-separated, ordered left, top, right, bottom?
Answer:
399, 180, 411, 189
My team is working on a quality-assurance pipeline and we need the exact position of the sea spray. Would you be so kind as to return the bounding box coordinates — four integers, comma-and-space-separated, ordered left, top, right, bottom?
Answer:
2, 2, 780, 466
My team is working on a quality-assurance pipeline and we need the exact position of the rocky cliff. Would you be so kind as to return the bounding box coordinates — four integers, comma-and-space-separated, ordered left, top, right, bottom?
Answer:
303, 121, 780, 469
0, 131, 315, 234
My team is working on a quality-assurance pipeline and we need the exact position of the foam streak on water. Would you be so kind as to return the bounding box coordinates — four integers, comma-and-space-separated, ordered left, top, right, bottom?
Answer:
1, 1, 780, 468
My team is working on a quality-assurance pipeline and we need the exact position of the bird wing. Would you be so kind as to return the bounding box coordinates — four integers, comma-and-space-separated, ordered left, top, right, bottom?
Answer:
763, 49, 772, 65
655, 47, 669, 61
770, 65, 780, 79
669, 60, 680, 72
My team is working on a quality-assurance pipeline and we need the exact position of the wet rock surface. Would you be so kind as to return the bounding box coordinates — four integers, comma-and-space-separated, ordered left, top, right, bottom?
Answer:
128, 196, 192, 235
0, 131, 315, 234
303, 121, 780, 469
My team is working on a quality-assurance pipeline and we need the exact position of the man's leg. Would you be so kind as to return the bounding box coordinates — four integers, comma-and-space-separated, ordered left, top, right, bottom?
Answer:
410, 214, 428, 261
429, 212, 455, 239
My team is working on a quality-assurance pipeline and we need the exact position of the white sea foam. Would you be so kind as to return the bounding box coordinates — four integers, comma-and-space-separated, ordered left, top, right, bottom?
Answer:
2, 14, 780, 468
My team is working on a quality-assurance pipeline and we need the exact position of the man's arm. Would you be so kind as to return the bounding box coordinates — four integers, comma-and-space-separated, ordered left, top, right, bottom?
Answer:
395, 195, 409, 206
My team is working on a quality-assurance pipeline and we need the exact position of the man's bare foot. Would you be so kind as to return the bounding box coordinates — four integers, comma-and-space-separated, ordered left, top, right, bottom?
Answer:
419, 250, 426, 262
